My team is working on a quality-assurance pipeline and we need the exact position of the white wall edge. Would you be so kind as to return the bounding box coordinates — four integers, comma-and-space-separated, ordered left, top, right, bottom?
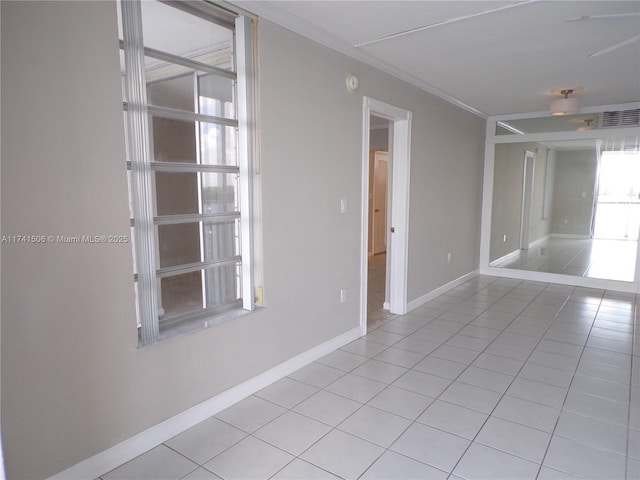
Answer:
48, 326, 363, 480
478, 120, 495, 273
359, 99, 372, 337
406, 270, 480, 312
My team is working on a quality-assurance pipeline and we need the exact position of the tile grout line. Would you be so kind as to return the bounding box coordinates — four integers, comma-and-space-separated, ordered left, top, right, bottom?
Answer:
442, 282, 578, 479
356, 277, 517, 480
360, 278, 555, 477
534, 286, 605, 480
304, 276, 516, 479
216, 282, 622, 479
108, 278, 634, 480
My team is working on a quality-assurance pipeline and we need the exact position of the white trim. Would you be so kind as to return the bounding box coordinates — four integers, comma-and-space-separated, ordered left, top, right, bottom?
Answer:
216, 0, 258, 20
489, 102, 640, 122
636, 225, 640, 282
407, 270, 479, 312
360, 97, 412, 337
236, 15, 255, 311
121, 0, 159, 345
489, 235, 550, 267
489, 249, 521, 268
389, 110, 412, 315
235, 1, 485, 118
519, 151, 536, 250
478, 120, 495, 271
491, 126, 640, 145
360, 108, 372, 335
550, 233, 591, 239
480, 109, 640, 292
48, 326, 362, 480
480, 266, 640, 294
529, 234, 551, 248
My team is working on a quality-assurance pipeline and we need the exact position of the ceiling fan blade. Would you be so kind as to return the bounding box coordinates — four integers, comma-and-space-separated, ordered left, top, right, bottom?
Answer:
567, 12, 640, 22
588, 35, 640, 57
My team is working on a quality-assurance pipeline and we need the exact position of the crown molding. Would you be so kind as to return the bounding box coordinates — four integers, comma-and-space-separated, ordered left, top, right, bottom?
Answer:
233, 1, 487, 119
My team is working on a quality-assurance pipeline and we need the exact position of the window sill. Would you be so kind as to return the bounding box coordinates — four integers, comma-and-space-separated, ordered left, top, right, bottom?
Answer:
138, 305, 263, 347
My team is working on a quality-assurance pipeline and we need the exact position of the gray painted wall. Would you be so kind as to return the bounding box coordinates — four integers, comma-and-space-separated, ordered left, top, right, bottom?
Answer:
550, 149, 597, 236
490, 143, 554, 262
369, 126, 389, 152
1, 3, 485, 478
491, 143, 528, 261
529, 148, 554, 242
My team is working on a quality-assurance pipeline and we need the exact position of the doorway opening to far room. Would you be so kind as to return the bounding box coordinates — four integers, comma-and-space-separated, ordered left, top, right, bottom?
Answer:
367, 115, 391, 326
519, 151, 535, 250
360, 97, 412, 334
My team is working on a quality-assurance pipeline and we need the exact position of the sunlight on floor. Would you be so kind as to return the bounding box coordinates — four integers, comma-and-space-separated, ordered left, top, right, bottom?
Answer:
494, 237, 637, 282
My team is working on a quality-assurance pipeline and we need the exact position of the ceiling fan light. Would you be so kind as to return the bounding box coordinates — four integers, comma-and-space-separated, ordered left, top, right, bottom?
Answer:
550, 96, 581, 116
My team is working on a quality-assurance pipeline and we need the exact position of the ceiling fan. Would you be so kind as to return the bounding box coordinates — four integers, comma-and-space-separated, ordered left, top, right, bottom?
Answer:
566, 12, 640, 57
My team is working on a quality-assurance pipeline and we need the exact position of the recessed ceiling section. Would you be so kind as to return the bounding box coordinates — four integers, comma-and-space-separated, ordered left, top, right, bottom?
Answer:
496, 108, 640, 135
238, 0, 640, 117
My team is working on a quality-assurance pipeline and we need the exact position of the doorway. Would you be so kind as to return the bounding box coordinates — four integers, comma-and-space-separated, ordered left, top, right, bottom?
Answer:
367, 119, 390, 321
372, 151, 389, 255
519, 151, 535, 250
360, 97, 412, 335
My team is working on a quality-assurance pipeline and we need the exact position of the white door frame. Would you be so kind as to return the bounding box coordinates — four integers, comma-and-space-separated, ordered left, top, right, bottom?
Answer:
360, 97, 412, 334
636, 224, 640, 282
519, 151, 535, 250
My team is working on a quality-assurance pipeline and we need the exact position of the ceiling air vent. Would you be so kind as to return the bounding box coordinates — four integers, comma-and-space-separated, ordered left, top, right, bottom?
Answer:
600, 108, 640, 128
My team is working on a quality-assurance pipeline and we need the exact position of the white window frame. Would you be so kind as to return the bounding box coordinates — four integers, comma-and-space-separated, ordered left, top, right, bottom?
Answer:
120, 0, 255, 345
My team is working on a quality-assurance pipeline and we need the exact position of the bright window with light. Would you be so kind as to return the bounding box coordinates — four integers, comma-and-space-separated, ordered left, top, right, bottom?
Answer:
118, 0, 255, 345
593, 150, 640, 240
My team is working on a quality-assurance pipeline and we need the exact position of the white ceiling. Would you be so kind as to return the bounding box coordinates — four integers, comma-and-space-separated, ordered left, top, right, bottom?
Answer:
236, 0, 640, 117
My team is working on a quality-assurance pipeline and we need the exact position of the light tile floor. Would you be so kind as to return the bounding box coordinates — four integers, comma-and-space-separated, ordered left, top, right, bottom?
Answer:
102, 275, 639, 480
493, 237, 638, 283
367, 253, 389, 321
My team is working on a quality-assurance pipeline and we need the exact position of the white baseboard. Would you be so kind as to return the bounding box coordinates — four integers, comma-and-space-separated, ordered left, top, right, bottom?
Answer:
481, 265, 640, 294
406, 270, 479, 312
551, 233, 590, 239
489, 248, 521, 267
49, 326, 363, 480
529, 234, 550, 248
489, 235, 550, 267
